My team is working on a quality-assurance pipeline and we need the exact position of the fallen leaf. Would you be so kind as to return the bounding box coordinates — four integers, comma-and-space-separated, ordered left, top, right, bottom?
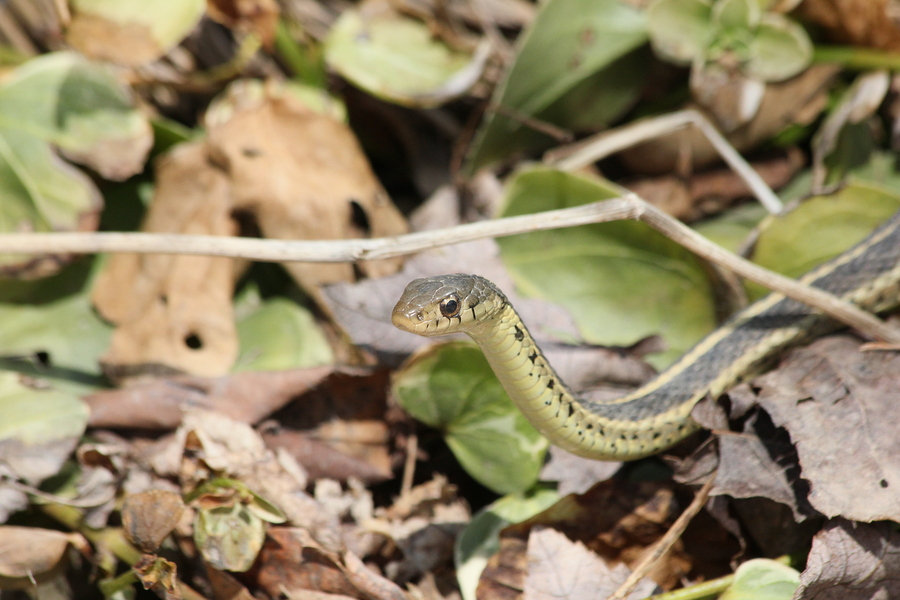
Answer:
93, 82, 407, 377
366, 475, 470, 583
91, 141, 240, 379
754, 335, 900, 522
795, 518, 900, 600
65, 0, 206, 66
797, 0, 900, 51
122, 490, 186, 553
524, 527, 659, 600
207, 0, 279, 46
0, 526, 87, 578
539, 447, 621, 496
84, 365, 336, 429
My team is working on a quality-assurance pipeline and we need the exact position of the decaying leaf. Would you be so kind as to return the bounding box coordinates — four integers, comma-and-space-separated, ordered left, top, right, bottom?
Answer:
796, 518, 900, 600
93, 83, 406, 377
365, 475, 470, 583
92, 142, 239, 379
754, 335, 900, 522
0, 526, 87, 579
256, 526, 407, 600
797, 0, 900, 51
122, 490, 186, 553
479, 480, 697, 596
524, 527, 658, 600
84, 365, 336, 429
207, 0, 280, 46
65, 0, 206, 66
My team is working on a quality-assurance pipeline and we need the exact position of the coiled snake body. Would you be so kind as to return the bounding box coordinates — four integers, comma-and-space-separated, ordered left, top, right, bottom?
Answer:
392, 212, 900, 460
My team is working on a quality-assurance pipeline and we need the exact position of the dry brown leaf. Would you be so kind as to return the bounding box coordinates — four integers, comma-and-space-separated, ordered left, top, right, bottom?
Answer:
93, 84, 407, 377
256, 527, 407, 600
122, 490, 186, 553
149, 409, 342, 549
0, 526, 87, 579
84, 365, 336, 429
754, 335, 900, 522
485, 481, 695, 594
92, 142, 240, 379
797, 0, 900, 51
206, 84, 407, 289
65, 13, 166, 66
366, 475, 469, 583
796, 518, 900, 600
207, 0, 280, 46
261, 426, 392, 483
539, 447, 621, 496
523, 527, 658, 600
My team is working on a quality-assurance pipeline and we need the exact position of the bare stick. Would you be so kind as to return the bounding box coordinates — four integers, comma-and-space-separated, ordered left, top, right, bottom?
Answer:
1, 195, 897, 343
607, 475, 716, 600
545, 109, 784, 214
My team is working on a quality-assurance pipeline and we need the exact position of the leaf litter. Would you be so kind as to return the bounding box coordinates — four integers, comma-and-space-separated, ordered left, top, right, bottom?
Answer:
3, 1, 900, 599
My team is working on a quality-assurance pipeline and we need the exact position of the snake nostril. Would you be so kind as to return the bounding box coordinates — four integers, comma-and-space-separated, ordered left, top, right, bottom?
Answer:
415, 311, 424, 322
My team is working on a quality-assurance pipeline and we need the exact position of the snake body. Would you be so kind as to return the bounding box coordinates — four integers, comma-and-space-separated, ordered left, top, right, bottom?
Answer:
392, 212, 900, 460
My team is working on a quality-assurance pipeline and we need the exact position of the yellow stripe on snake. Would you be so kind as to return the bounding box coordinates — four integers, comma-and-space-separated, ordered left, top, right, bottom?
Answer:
392, 212, 900, 460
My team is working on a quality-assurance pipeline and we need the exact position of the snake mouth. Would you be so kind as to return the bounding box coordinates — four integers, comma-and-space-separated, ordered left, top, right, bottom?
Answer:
391, 304, 429, 335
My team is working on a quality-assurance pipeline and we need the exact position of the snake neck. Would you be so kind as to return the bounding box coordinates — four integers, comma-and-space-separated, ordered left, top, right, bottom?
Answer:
466, 303, 698, 460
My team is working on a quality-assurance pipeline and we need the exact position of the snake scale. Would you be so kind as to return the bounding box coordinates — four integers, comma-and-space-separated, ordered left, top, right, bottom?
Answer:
392, 211, 900, 460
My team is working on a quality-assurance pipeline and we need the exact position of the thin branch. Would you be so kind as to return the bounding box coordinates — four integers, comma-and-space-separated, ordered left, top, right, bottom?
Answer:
607, 475, 716, 600
1, 194, 898, 343
544, 109, 784, 214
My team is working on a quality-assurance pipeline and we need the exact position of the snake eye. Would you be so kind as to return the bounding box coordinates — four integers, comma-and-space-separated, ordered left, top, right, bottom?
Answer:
440, 295, 460, 318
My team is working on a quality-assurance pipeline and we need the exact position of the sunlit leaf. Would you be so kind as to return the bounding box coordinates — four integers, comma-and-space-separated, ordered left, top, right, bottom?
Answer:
497, 166, 717, 368
465, 0, 647, 172
720, 558, 800, 600
235, 297, 334, 372
392, 341, 548, 494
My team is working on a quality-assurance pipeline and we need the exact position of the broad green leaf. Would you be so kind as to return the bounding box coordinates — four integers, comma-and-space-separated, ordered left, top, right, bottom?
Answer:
465, 0, 648, 172
0, 292, 111, 382
455, 486, 559, 600
67, 0, 206, 66
0, 52, 151, 179
745, 15, 813, 82
693, 202, 767, 253
324, 9, 482, 108
719, 558, 800, 600
392, 341, 548, 494
0, 371, 89, 483
646, 0, 713, 64
749, 182, 900, 299
497, 166, 718, 368
235, 297, 333, 372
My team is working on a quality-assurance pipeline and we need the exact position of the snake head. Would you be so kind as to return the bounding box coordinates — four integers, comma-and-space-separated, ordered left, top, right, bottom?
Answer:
392, 273, 507, 337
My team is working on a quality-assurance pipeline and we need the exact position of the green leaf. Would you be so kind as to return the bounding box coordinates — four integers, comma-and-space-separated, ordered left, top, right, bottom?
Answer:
646, 0, 714, 64
455, 486, 560, 600
712, 0, 759, 30
719, 558, 800, 600
0, 291, 112, 385
324, 9, 481, 108
693, 202, 767, 253
465, 0, 648, 172
749, 182, 900, 299
0, 52, 151, 179
745, 14, 812, 82
392, 341, 548, 494
496, 166, 718, 368
0, 371, 89, 482
234, 296, 333, 372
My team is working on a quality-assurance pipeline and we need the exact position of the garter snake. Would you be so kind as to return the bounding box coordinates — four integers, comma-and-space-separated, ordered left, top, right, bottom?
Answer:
392, 211, 900, 460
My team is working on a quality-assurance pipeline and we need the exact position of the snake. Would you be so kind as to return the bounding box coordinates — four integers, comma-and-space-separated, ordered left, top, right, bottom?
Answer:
391, 211, 900, 460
